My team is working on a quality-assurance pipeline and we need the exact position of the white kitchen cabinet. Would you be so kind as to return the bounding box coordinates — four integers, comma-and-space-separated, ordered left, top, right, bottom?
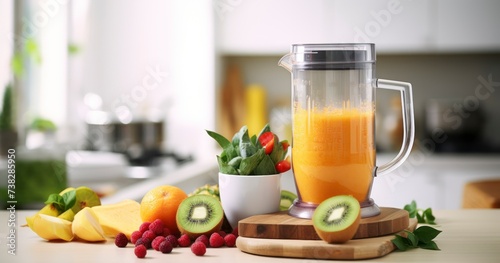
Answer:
370, 154, 500, 210
216, 0, 500, 55
435, 0, 500, 52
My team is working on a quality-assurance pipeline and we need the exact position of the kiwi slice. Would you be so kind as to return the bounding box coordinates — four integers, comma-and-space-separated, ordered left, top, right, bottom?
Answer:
280, 190, 297, 211
70, 186, 101, 214
176, 195, 224, 240
312, 195, 361, 244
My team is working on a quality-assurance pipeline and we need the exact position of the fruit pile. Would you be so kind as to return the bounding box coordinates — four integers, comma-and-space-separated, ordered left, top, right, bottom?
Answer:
26, 186, 103, 241
122, 185, 239, 258
27, 178, 299, 259
117, 218, 239, 258
26, 186, 143, 242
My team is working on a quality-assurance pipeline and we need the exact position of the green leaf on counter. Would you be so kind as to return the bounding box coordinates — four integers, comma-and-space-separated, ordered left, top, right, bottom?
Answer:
404, 200, 417, 218
394, 202, 442, 252
392, 226, 441, 251
391, 235, 410, 251
413, 226, 442, 244
404, 200, 436, 225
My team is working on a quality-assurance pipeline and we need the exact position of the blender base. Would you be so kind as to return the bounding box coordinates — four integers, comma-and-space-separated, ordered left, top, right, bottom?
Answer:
288, 198, 381, 219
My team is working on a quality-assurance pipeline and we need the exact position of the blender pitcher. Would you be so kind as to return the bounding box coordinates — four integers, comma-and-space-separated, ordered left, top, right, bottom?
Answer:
279, 43, 415, 219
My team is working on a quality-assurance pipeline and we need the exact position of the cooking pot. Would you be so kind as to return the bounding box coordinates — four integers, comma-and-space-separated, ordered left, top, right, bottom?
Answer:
86, 121, 164, 165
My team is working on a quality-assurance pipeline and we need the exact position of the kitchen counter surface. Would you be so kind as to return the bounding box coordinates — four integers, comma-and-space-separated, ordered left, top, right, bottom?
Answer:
1, 209, 499, 263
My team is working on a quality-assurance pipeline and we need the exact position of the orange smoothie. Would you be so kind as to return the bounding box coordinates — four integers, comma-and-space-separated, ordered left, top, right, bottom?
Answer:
292, 108, 375, 204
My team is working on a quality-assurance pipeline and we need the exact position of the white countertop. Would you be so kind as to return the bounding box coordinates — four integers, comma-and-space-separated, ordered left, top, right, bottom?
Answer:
1, 209, 499, 263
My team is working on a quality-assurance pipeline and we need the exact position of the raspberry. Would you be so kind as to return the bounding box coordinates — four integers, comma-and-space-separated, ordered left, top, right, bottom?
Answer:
161, 227, 171, 237
114, 233, 129, 248
191, 241, 206, 256
232, 227, 239, 237
139, 222, 151, 233
195, 235, 209, 246
159, 240, 173, 254
135, 237, 152, 249
151, 236, 166, 251
134, 244, 147, 258
224, 234, 237, 247
209, 232, 224, 248
165, 235, 178, 247
149, 219, 164, 236
218, 231, 227, 237
131, 230, 142, 244
142, 230, 156, 241
177, 234, 191, 247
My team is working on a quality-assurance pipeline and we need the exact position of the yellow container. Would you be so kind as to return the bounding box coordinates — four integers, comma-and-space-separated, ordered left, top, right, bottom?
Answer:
245, 84, 267, 136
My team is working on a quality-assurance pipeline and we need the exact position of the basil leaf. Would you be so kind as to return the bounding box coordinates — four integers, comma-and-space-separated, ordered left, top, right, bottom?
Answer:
61, 190, 76, 211
391, 235, 410, 251
413, 226, 442, 244
269, 134, 284, 164
220, 144, 237, 163
217, 155, 239, 175
206, 130, 231, 149
238, 126, 257, 158
418, 240, 440, 250
238, 148, 265, 175
404, 200, 417, 218
406, 231, 419, 247
416, 212, 425, 223
228, 156, 242, 169
252, 154, 277, 175
423, 208, 436, 225
44, 194, 65, 213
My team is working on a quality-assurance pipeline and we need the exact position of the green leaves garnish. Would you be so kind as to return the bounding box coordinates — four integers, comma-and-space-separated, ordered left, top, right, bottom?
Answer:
392, 226, 442, 251
44, 190, 76, 213
393, 201, 442, 251
404, 200, 436, 224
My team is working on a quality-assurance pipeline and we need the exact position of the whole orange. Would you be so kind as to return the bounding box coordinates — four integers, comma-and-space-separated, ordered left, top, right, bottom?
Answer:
140, 185, 188, 236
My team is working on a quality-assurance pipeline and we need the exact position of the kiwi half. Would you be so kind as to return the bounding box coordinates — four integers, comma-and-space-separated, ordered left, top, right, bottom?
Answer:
176, 195, 224, 240
280, 190, 297, 211
312, 195, 361, 244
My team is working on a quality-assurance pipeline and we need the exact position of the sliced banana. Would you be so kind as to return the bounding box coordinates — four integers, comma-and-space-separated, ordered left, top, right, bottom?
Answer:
72, 207, 106, 242
32, 214, 74, 241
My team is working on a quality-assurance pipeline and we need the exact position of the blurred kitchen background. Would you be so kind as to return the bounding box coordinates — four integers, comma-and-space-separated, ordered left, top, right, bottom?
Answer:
0, 0, 499, 210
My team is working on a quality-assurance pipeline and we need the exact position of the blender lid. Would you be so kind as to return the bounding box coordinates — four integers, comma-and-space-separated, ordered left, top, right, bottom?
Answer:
291, 43, 375, 70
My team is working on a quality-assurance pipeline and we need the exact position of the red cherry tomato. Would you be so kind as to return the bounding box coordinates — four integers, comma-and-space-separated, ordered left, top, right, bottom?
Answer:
281, 140, 290, 152
258, 131, 274, 155
275, 160, 291, 173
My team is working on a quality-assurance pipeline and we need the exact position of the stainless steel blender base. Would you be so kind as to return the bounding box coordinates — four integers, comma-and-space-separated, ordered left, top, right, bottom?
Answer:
288, 198, 381, 219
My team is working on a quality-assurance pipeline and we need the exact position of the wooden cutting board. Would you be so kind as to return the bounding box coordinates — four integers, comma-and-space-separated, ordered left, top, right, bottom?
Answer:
237, 218, 417, 260
239, 207, 409, 240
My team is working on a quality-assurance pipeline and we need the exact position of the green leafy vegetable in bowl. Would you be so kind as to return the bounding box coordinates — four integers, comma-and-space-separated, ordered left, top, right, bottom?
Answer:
207, 124, 291, 175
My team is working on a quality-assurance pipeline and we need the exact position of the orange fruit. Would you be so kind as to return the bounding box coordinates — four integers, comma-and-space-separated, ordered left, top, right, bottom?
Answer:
140, 185, 188, 236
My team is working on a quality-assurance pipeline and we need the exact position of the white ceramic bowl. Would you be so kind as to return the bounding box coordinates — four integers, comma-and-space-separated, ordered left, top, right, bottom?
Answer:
219, 172, 282, 229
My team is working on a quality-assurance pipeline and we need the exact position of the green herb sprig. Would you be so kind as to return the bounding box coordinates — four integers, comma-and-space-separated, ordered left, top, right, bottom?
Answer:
404, 200, 436, 225
392, 201, 442, 251
392, 226, 442, 251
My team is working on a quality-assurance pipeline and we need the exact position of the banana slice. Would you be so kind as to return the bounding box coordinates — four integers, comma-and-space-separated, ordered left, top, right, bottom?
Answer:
72, 207, 106, 242
32, 214, 74, 241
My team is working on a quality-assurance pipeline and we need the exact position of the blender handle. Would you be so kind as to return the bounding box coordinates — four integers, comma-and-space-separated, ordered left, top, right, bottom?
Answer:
375, 79, 415, 176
